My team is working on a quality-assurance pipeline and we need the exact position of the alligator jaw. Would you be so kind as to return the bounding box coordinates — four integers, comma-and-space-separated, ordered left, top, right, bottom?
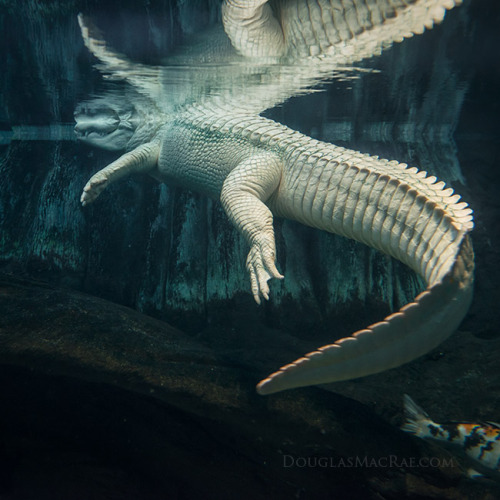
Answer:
74, 102, 139, 151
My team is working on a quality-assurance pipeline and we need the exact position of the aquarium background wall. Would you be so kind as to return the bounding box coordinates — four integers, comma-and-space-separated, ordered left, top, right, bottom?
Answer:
1, 0, 500, 499
1, 0, 487, 332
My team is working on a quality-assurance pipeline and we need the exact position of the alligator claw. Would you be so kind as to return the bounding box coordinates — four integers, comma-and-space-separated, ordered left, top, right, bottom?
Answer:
81, 174, 109, 206
246, 240, 283, 304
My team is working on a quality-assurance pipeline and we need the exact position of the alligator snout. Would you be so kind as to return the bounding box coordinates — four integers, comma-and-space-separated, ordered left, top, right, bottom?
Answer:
74, 105, 120, 135
74, 101, 138, 151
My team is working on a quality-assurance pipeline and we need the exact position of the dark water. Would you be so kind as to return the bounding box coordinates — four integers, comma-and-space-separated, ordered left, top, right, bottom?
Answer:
1, 1, 500, 499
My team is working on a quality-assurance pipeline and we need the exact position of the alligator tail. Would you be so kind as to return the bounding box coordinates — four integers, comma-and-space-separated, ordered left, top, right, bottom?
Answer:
257, 146, 474, 395
257, 234, 473, 394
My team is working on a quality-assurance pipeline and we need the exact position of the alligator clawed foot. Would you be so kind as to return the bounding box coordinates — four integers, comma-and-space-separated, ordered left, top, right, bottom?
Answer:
81, 173, 109, 206
246, 239, 284, 305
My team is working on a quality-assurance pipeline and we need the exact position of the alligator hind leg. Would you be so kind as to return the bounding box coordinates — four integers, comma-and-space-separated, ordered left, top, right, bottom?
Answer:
221, 152, 284, 304
81, 141, 159, 205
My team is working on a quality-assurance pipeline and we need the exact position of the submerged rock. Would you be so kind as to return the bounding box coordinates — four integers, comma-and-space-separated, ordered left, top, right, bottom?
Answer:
1, 273, 500, 499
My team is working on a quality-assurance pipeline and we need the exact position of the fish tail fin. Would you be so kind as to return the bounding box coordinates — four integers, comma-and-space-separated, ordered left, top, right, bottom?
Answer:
401, 394, 434, 437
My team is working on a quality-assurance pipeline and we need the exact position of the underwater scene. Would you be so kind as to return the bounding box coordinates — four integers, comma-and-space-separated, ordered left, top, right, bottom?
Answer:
1, 0, 499, 498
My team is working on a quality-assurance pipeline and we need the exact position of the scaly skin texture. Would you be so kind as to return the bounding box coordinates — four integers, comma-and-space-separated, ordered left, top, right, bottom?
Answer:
79, 0, 474, 395
223, 0, 463, 61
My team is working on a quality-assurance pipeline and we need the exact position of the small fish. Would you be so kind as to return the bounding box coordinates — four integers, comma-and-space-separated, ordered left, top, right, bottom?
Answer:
401, 394, 500, 481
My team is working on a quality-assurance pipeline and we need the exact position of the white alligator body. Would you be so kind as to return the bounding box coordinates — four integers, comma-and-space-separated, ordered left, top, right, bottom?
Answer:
78, 0, 474, 395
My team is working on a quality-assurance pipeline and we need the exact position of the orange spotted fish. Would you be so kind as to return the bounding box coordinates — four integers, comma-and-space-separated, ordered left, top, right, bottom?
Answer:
401, 394, 500, 480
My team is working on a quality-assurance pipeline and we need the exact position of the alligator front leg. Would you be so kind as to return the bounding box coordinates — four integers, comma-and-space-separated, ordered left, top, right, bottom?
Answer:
222, 0, 285, 58
81, 142, 160, 205
221, 152, 284, 304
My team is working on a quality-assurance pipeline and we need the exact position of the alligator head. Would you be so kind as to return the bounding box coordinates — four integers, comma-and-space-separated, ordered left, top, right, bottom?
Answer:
74, 98, 140, 151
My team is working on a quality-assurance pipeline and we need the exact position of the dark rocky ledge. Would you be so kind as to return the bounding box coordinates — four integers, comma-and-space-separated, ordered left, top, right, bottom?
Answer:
1, 273, 500, 499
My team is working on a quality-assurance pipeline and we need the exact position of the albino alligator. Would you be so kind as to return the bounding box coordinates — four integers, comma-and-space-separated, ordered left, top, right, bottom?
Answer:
78, 0, 474, 395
